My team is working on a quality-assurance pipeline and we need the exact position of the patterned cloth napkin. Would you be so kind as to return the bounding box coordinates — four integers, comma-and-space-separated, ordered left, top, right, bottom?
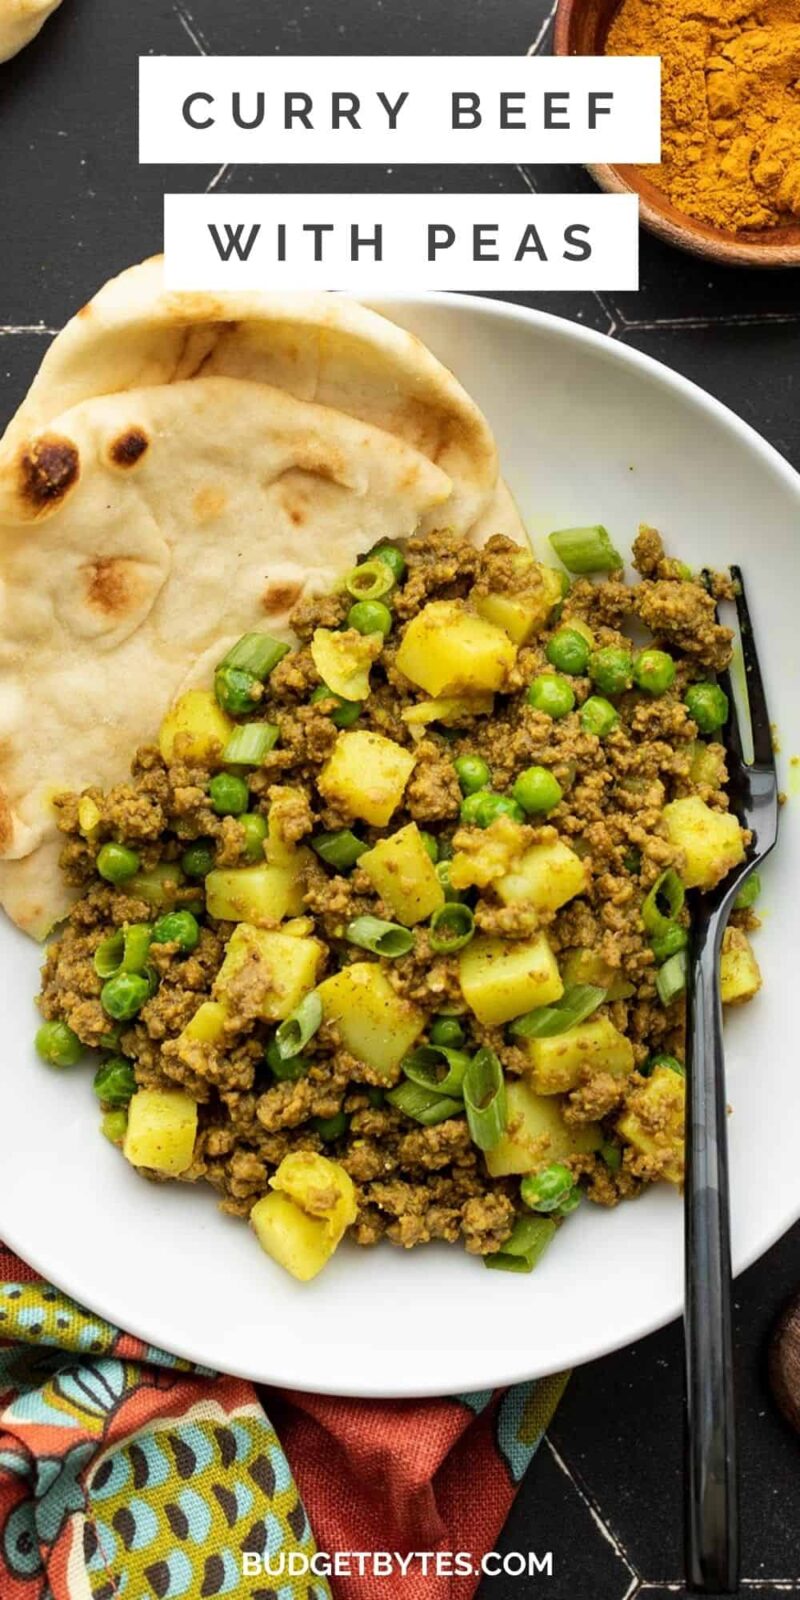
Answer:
0, 1242, 567, 1599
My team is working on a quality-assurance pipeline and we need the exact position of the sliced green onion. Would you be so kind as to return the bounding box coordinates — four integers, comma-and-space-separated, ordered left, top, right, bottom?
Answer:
484, 1215, 556, 1273
345, 558, 395, 602
464, 1047, 507, 1152
223, 722, 279, 765
735, 871, 761, 911
428, 902, 475, 954
656, 950, 688, 1006
93, 923, 152, 979
650, 923, 689, 964
600, 1140, 622, 1172
510, 985, 606, 1041
386, 1080, 463, 1126
220, 632, 290, 679
311, 829, 367, 872
549, 525, 623, 574
346, 916, 415, 958
434, 860, 463, 903
275, 992, 323, 1060
403, 1044, 471, 1098
642, 869, 685, 937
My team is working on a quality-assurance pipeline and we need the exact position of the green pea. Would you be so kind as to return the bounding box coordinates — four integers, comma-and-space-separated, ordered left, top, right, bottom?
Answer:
453, 754, 491, 796
473, 792, 526, 828
311, 684, 362, 729
347, 599, 392, 637
580, 696, 619, 738
96, 843, 140, 885
633, 648, 676, 697
240, 812, 268, 863
419, 831, 439, 864
685, 681, 729, 734
214, 664, 261, 716
35, 1020, 83, 1068
735, 871, 761, 911
545, 627, 591, 676
520, 1162, 575, 1214
526, 673, 575, 719
650, 923, 689, 963
181, 840, 216, 879
101, 1109, 128, 1147
556, 1188, 582, 1217
93, 1055, 137, 1107
623, 847, 642, 876
368, 541, 407, 582
600, 1140, 622, 1172
429, 1015, 465, 1048
100, 971, 151, 1021
642, 1052, 685, 1078
459, 791, 489, 826
512, 765, 563, 816
208, 772, 249, 816
152, 910, 200, 953
265, 1037, 307, 1081
589, 645, 633, 697
312, 1111, 349, 1141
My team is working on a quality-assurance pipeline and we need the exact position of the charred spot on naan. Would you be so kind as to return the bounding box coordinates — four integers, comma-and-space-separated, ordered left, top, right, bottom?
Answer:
82, 556, 153, 621
18, 435, 80, 515
108, 428, 149, 469
262, 577, 303, 616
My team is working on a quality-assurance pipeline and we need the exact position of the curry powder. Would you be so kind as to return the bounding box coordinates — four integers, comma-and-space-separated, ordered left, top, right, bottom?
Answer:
606, 0, 800, 232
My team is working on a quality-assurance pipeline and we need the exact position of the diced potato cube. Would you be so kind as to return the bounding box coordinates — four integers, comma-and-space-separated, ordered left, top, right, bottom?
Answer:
178, 999, 228, 1048
497, 837, 587, 912
450, 814, 527, 891
402, 694, 494, 728
317, 961, 425, 1080
360, 823, 444, 926
310, 628, 378, 702
205, 861, 307, 926
215, 924, 322, 1021
720, 927, 762, 1005
618, 1065, 685, 1186
271, 1150, 357, 1242
250, 1192, 339, 1282
473, 564, 564, 645
459, 934, 563, 1027
485, 1079, 602, 1177
523, 1016, 635, 1095
560, 949, 634, 1000
662, 796, 745, 890
318, 730, 414, 828
159, 690, 233, 765
123, 1089, 198, 1176
78, 796, 102, 838
396, 600, 517, 697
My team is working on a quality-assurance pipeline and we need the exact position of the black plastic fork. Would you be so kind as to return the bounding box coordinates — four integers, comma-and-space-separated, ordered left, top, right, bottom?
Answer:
684, 566, 779, 1594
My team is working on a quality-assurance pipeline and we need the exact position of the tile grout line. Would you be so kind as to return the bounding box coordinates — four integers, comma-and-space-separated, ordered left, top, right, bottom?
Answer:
526, 0, 558, 56
617, 311, 800, 333
0, 326, 58, 336
172, 0, 211, 56
545, 1435, 641, 1597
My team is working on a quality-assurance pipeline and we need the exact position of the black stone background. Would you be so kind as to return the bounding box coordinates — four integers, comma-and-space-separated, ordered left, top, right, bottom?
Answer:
1, 1, 799, 1595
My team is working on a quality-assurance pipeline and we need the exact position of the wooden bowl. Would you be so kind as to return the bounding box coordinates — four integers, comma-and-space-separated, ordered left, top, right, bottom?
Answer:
553, 0, 800, 267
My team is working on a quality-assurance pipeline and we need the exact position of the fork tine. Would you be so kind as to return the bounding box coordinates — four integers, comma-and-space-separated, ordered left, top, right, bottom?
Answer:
728, 565, 774, 769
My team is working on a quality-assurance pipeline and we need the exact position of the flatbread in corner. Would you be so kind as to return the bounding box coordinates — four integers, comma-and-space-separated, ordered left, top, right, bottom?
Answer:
0, 0, 63, 62
2, 257, 519, 542
0, 378, 452, 938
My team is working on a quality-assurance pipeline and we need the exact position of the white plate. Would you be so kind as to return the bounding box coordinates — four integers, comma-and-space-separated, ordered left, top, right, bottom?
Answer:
1, 295, 798, 1397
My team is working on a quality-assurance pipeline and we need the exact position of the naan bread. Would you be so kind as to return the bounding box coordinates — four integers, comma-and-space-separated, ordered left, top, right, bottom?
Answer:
0, 378, 451, 937
0, 0, 62, 62
4, 257, 508, 540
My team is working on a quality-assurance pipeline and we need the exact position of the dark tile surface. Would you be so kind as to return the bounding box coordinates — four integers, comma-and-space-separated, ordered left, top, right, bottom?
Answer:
1, 1, 800, 1596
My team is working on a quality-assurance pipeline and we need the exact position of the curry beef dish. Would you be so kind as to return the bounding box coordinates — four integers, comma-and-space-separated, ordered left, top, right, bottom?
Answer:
36, 525, 764, 1281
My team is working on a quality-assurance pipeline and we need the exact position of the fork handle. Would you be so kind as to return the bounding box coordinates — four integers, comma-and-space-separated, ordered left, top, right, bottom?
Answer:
684, 912, 739, 1593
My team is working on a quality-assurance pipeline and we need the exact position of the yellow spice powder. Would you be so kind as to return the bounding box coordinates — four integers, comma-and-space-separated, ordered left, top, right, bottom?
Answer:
606, 0, 800, 232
